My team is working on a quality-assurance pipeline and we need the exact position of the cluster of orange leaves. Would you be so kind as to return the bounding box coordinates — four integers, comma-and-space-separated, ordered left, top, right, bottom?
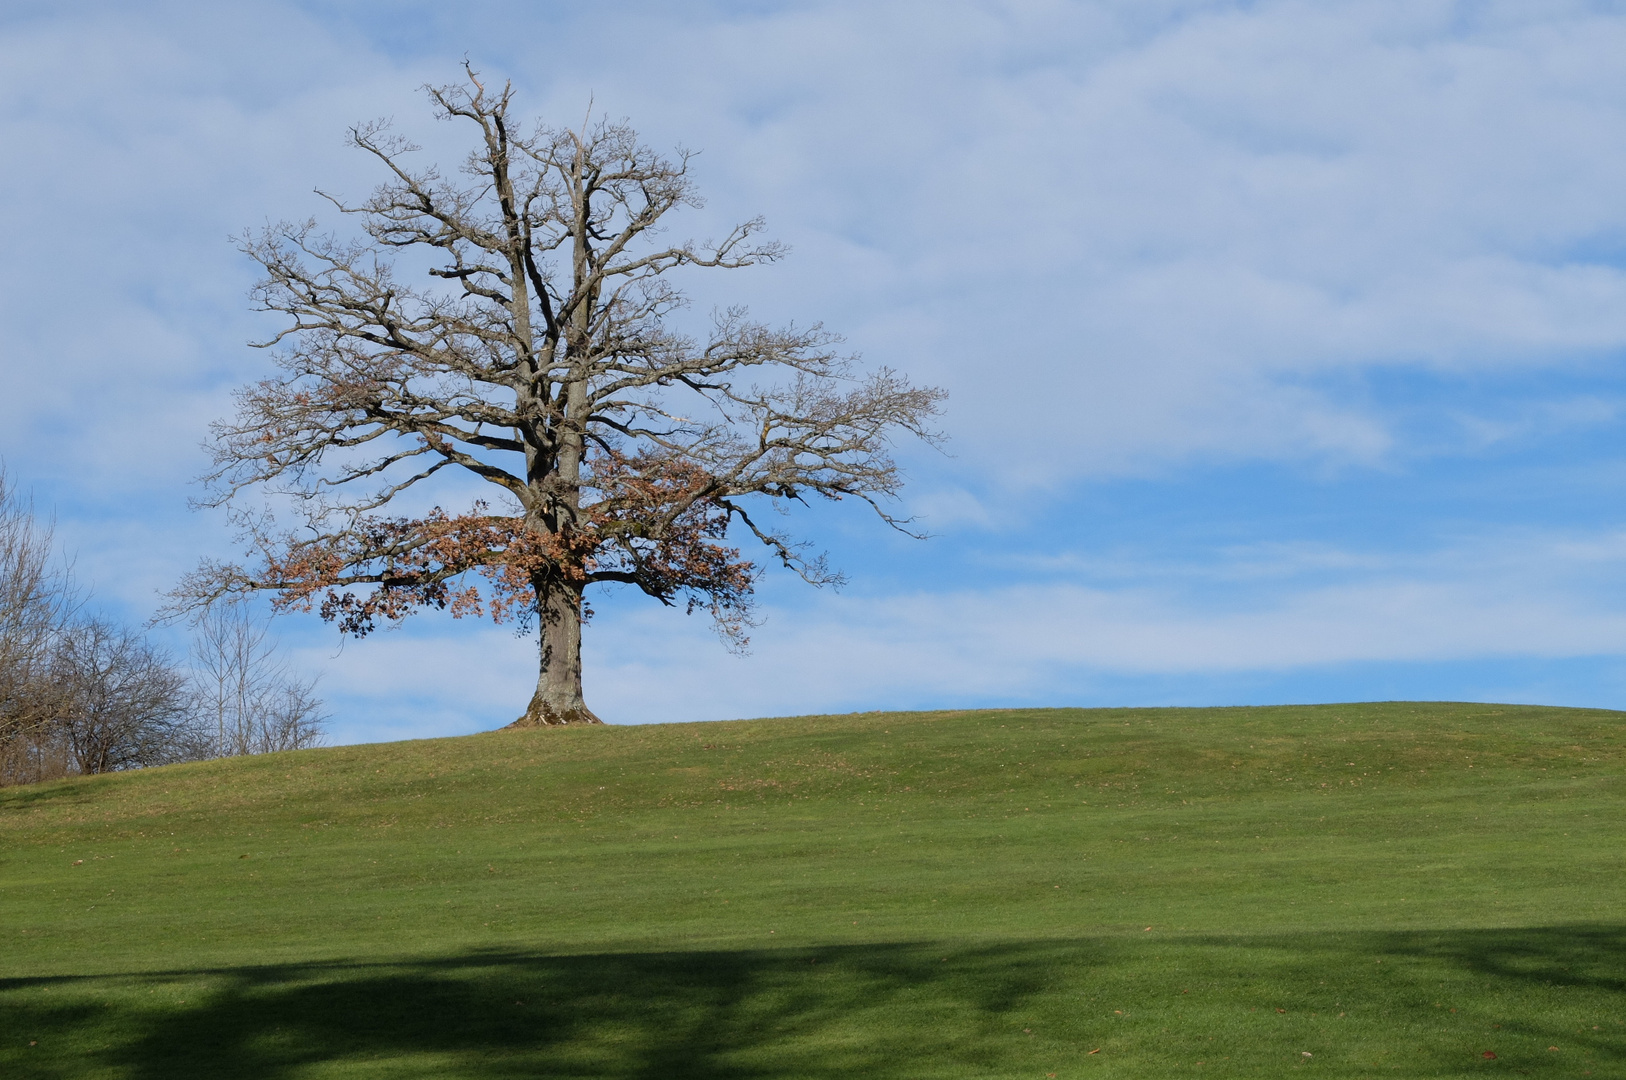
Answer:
260, 451, 755, 636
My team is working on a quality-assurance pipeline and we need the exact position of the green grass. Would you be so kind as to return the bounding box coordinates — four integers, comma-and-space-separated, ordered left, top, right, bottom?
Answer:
2, 701, 1623, 1077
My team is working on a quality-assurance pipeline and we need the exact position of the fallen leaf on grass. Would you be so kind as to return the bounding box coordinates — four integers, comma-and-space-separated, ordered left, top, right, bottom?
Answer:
1481, 1051, 1497, 1059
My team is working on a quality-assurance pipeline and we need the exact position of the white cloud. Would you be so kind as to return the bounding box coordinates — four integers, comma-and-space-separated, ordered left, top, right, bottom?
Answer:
571, 526, 1626, 724
569, 0, 1626, 481
7, 0, 1626, 492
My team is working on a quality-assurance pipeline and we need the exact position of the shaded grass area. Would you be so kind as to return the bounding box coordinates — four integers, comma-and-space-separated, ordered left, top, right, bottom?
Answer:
6, 928, 1623, 1078
2, 702, 1625, 1076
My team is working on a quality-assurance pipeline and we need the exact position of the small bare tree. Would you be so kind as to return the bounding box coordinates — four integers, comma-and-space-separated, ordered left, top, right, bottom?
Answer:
0, 470, 79, 783
190, 602, 324, 755
50, 619, 202, 774
174, 68, 944, 726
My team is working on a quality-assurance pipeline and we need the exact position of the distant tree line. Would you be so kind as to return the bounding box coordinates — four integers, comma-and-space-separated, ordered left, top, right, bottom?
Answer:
0, 470, 324, 786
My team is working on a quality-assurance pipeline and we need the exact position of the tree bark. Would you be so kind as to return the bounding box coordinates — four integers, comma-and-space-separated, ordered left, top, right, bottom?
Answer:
508, 579, 601, 727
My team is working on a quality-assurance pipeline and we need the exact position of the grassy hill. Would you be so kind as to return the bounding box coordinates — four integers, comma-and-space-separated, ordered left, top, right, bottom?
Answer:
2, 702, 1622, 1078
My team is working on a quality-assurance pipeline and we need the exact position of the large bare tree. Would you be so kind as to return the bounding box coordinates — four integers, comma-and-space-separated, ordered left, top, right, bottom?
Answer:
176, 70, 943, 726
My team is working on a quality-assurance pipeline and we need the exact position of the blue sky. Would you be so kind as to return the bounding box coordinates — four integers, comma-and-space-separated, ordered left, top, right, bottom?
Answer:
4, 0, 1626, 742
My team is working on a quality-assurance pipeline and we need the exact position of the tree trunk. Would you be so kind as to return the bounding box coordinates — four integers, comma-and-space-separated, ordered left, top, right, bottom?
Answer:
508, 580, 601, 727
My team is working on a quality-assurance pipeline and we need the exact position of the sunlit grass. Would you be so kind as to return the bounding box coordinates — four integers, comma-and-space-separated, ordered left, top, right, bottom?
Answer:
2, 702, 1623, 1077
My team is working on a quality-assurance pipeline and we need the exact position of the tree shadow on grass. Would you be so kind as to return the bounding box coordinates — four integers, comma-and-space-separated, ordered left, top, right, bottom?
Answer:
8, 940, 1060, 1080
1393, 923, 1626, 995
4, 926, 1625, 1078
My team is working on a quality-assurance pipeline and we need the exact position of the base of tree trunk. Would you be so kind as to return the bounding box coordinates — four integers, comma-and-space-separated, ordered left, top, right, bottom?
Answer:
503, 700, 604, 728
